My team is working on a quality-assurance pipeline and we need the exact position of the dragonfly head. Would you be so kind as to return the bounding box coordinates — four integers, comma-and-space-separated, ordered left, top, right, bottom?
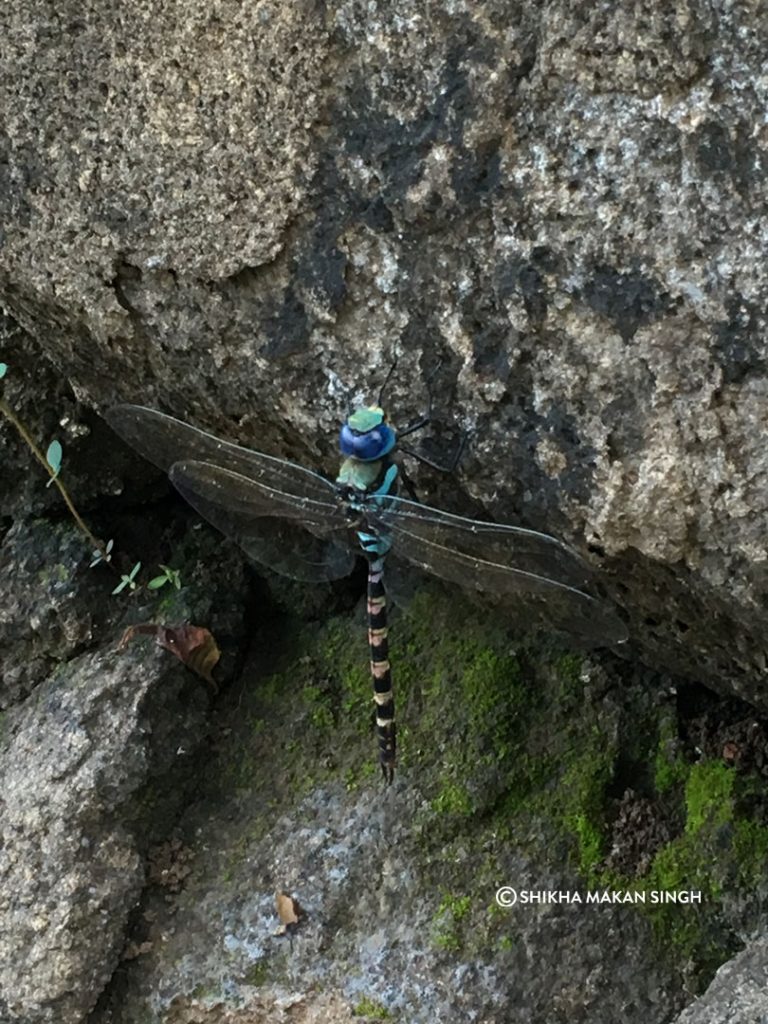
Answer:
339, 405, 396, 462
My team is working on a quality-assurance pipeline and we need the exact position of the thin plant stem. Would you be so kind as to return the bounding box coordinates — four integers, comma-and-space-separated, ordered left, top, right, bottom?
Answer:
0, 398, 117, 573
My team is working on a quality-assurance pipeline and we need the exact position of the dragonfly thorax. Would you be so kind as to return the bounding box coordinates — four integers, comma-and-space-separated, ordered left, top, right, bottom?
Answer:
336, 456, 397, 505
339, 405, 397, 462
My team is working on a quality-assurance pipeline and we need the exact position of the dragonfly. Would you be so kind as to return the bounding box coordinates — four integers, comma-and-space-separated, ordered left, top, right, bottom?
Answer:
106, 400, 628, 782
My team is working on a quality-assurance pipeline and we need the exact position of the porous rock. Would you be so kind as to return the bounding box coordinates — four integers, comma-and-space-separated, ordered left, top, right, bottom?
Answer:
2, 0, 768, 1021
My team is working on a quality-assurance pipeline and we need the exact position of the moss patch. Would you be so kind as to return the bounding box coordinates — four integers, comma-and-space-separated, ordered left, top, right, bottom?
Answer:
593, 748, 768, 978
432, 892, 473, 952
205, 578, 768, 990
352, 996, 394, 1019
239, 959, 270, 987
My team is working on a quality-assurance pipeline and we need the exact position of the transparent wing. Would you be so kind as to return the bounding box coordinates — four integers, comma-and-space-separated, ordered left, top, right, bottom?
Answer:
106, 404, 339, 502
106, 405, 356, 582
169, 461, 357, 582
369, 496, 627, 644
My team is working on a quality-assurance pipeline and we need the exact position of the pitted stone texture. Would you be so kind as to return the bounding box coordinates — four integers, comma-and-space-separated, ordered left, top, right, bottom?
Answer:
1, 4, 768, 713
0, 519, 102, 706
673, 937, 768, 1024
0, 0, 328, 345
0, 652, 148, 1024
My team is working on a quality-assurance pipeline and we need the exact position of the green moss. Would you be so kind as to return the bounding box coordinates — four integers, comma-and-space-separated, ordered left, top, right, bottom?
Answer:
432, 892, 472, 952
654, 749, 688, 794
441, 893, 472, 919
646, 837, 713, 895
552, 652, 585, 700
733, 819, 768, 889
653, 717, 686, 794
559, 741, 613, 877
623, 837, 729, 972
301, 684, 335, 731
684, 762, 734, 834
596, 756, 768, 975
344, 759, 378, 791
571, 813, 604, 874
201, 577, 768, 987
240, 959, 270, 986
352, 997, 394, 1019
431, 781, 473, 816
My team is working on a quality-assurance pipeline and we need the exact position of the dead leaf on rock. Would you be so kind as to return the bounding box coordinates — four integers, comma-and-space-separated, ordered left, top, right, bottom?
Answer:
118, 623, 220, 689
274, 890, 304, 935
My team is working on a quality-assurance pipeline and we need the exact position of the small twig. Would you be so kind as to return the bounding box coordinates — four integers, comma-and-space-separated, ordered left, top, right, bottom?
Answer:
0, 397, 116, 572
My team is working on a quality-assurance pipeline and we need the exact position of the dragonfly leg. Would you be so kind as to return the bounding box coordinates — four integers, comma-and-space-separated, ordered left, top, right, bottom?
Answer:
398, 358, 469, 468
400, 429, 469, 474
368, 557, 396, 783
398, 414, 431, 438
398, 463, 421, 501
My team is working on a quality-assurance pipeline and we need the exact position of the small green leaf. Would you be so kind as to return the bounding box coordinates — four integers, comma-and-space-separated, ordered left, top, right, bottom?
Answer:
0, 363, 7, 378
112, 561, 141, 595
46, 439, 62, 471
159, 564, 182, 589
147, 565, 182, 592
45, 439, 63, 486
90, 539, 114, 568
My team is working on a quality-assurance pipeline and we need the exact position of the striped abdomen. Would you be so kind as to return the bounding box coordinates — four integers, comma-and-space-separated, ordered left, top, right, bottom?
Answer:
367, 556, 395, 782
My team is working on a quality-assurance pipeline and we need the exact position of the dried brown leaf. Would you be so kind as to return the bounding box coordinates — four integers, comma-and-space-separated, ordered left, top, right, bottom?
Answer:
275, 890, 303, 927
118, 622, 220, 689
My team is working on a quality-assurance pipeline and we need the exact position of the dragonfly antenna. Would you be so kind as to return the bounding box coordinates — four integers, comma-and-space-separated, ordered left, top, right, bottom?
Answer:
377, 357, 399, 407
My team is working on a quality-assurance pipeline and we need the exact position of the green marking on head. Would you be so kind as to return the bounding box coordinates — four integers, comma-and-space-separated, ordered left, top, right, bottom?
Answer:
348, 406, 384, 432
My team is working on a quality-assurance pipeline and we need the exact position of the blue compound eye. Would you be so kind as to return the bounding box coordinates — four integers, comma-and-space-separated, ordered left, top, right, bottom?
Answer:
339, 422, 396, 460
355, 428, 385, 460
339, 422, 359, 456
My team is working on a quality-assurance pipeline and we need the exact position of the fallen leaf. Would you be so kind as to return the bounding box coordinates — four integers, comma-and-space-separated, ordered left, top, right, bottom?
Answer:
119, 623, 220, 689
275, 890, 303, 934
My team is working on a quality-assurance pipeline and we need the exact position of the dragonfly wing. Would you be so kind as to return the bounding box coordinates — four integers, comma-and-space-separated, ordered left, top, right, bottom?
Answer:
106, 404, 338, 503
168, 460, 357, 582
371, 497, 627, 644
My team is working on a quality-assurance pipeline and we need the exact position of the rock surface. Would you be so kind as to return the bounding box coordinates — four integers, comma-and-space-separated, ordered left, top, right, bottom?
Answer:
1, 0, 768, 1021
0, 519, 249, 1023
2, 0, 767, 703
0, 647, 147, 1024
673, 936, 768, 1024
87, 601, 687, 1024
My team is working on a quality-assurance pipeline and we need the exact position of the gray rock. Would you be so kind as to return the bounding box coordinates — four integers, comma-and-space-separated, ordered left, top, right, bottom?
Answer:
0, 519, 105, 706
1, 0, 768, 1020
0, 649, 148, 1024
673, 937, 768, 1024
87, 655, 685, 1024
2, 0, 767, 705
0, 520, 248, 1022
